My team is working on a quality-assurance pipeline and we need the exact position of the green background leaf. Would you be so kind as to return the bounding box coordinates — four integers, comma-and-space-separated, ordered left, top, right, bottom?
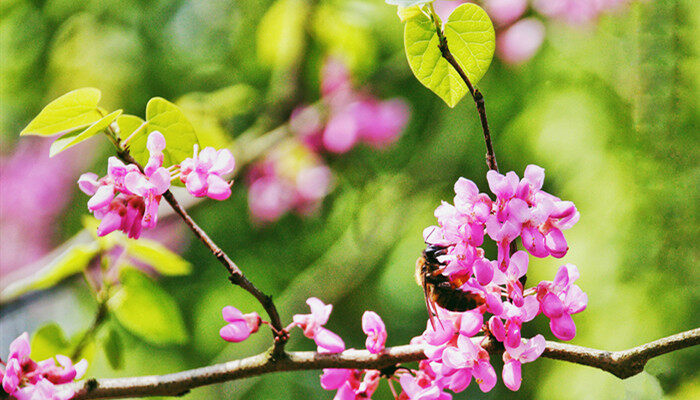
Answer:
20, 87, 103, 136
256, 0, 309, 69
30, 323, 70, 360
0, 242, 99, 301
125, 238, 192, 276
404, 11, 466, 107
102, 327, 124, 370
49, 109, 122, 157
108, 269, 188, 346
443, 4, 495, 86
129, 97, 199, 168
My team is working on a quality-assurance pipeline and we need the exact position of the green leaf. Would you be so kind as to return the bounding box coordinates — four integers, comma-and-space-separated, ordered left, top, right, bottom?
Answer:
30, 323, 70, 360
402, 4, 494, 107
102, 328, 124, 370
129, 97, 199, 168
443, 4, 495, 86
257, 0, 309, 69
20, 88, 103, 136
124, 238, 191, 276
0, 242, 99, 301
115, 114, 146, 142
108, 269, 188, 346
49, 109, 122, 157
404, 11, 466, 107
386, 0, 434, 7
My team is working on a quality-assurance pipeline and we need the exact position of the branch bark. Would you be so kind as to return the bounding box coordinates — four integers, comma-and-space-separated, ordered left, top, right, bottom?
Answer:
431, 10, 499, 172
71, 328, 700, 399
115, 149, 287, 357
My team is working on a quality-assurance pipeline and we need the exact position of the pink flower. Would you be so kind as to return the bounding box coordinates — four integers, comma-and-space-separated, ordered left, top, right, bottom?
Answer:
502, 335, 546, 391
219, 306, 261, 343
537, 264, 587, 340
320, 369, 355, 391
179, 144, 235, 200
399, 373, 452, 400
124, 165, 170, 230
78, 132, 173, 238
1, 332, 86, 398
362, 311, 387, 354
292, 298, 345, 353
438, 335, 497, 393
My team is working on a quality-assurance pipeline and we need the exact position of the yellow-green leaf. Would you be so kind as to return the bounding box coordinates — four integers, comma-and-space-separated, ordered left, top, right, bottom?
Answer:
404, 12, 466, 107
30, 323, 70, 360
0, 242, 99, 301
108, 269, 188, 346
102, 327, 124, 370
115, 114, 146, 142
443, 4, 495, 86
20, 88, 102, 136
129, 97, 199, 168
49, 109, 122, 157
257, 0, 309, 69
124, 238, 191, 276
402, 4, 494, 107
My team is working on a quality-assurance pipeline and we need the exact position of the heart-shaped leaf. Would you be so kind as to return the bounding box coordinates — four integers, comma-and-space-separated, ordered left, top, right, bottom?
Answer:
404, 11, 466, 107
49, 110, 122, 157
129, 97, 199, 168
108, 269, 188, 346
443, 4, 495, 86
403, 4, 494, 107
21, 88, 103, 136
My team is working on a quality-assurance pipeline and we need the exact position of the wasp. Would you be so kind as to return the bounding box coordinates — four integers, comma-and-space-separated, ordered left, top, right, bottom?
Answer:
415, 244, 485, 328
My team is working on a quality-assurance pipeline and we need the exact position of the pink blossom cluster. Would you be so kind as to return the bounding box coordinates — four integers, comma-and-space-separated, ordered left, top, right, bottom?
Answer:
245, 142, 333, 223
398, 164, 585, 397
1, 333, 87, 399
433, 0, 636, 64
291, 58, 410, 154
246, 58, 410, 223
79, 132, 234, 238
316, 310, 389, 399
218, 299, 391, 399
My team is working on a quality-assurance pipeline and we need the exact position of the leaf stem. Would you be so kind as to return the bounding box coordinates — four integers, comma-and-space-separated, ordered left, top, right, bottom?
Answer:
110, 136, 288, 358
71, 301, 108, 360
429, 7, 499, 173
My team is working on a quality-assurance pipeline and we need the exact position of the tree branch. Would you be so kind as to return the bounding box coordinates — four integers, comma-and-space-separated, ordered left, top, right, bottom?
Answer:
115, 149, 287, 357
71, 328, 700, 399
431, 10, 499, 172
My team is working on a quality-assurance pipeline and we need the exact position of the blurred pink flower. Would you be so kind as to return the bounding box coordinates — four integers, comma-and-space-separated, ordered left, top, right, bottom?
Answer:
496, 18, 546, 65
0, 138, 94, 279
484, 0, 528, 26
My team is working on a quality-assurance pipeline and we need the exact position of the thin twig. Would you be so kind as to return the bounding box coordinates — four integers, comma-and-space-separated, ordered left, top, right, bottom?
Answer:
71, 302, 108, 360
430, 10, 498, 172
114, 149, 287, 358
70, 328, 700, 399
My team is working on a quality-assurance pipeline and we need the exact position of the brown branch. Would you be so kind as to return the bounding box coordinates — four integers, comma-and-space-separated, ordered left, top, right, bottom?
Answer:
431, 11, 498, 172
115, 149, 287, 358
71, 328, 700, 399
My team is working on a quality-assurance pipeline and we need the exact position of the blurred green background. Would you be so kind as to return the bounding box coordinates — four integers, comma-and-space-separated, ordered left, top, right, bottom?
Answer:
0, 0, 698, 399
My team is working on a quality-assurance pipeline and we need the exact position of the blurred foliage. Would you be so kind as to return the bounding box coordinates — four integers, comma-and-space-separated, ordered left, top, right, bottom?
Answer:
1, 0, 698, 399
